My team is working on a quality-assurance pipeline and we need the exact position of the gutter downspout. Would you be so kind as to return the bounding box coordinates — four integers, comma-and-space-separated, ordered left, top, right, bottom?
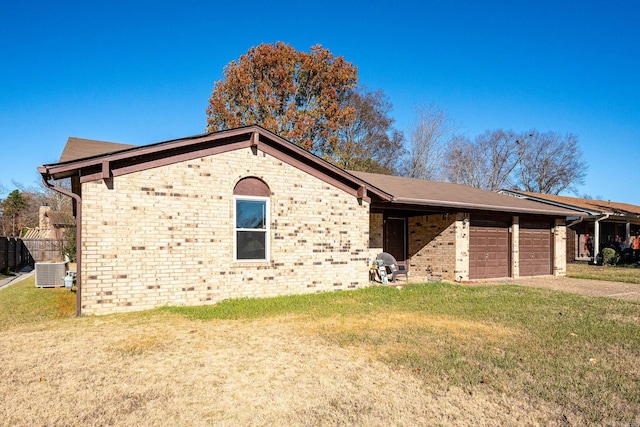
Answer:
567, 217, 584, 229
39, 171, 82, 317
593, 214, 610, 264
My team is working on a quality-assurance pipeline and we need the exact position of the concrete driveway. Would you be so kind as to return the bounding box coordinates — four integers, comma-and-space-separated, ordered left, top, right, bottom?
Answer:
483, 275, 640, 302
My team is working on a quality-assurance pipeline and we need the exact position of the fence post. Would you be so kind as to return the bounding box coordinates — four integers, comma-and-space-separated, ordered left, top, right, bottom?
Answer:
17, 239, 33, 267
8, 238, 16, 270
0, 237, 7, 271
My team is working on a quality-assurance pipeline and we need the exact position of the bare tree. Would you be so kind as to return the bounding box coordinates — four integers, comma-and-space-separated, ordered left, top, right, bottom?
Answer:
403, 104, 454, 180
445, 135, 485, 188
476, 129, 526, 190
445, 129, 525, 190
445, 128, 586, 193
333, 88, 405, 174
515, 131, 587, 194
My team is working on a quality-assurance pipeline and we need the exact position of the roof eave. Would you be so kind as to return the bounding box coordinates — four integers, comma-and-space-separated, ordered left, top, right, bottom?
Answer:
499, 189, 638, 217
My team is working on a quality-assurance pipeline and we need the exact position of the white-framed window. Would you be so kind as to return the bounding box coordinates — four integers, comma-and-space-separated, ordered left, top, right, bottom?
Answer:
234, 195, 269, 261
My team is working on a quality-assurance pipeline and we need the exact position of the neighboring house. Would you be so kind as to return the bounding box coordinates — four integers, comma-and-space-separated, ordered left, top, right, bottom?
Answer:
499, 190, 640, 263
22, 206, 75, 240
21, 206, 75, 262
39, 126, 582, 315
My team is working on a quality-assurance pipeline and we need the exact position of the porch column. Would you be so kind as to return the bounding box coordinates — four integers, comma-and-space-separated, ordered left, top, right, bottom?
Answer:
626, 222, 631, 246
511, 216, 519, 278
593, 214, 610, 264
593, 221, 600, 264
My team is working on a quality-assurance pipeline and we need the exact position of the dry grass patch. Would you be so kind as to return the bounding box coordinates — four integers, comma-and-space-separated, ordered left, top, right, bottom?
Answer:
1, 311, 570, 427
2, 279, 639, 426
308, 312, 515, 360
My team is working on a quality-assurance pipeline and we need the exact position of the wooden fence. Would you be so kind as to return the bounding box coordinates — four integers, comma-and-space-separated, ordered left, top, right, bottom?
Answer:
22, 239, 63, 263
0, 237, 62, 272
0, 237, 31, 272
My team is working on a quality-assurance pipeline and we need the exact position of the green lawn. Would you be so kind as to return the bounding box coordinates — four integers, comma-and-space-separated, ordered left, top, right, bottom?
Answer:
567, 262, 640, 284
0, 275, 75, 330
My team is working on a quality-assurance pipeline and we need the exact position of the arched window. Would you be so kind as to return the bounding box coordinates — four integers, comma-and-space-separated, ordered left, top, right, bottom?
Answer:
233, 178, 270, 261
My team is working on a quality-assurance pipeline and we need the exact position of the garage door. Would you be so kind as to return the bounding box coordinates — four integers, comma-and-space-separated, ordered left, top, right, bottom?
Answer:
519, 223, 552, 276
469, 224, 510, 279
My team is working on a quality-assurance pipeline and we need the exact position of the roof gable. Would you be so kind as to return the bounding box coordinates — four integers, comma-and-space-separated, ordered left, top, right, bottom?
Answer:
39, 126, 390, 203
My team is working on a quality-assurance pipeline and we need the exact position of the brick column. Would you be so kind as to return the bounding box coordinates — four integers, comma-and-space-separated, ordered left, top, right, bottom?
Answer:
454, 213, 470, 282
553, 218, 567, 276
511, 216, 519, 278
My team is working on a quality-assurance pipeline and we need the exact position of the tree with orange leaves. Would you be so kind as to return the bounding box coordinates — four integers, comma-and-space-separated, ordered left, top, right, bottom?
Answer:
206, 42, 358, 159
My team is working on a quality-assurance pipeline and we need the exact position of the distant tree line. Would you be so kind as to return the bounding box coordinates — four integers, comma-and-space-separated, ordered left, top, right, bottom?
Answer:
206, 42, 587, 195
404, 110, 587, 194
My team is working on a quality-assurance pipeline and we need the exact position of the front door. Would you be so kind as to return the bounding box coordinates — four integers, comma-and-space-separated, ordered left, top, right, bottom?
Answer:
384, 217, 406, 262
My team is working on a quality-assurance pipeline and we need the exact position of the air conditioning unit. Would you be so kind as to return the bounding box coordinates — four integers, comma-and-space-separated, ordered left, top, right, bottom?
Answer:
35, 262, 67, 288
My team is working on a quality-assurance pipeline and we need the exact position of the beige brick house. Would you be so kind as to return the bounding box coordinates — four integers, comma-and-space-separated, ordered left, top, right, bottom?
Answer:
39, 126, 581, 315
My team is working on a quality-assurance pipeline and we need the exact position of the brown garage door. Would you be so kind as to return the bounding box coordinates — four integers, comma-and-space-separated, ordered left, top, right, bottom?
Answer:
469, 224, 510, 279
519, 223, 552, 276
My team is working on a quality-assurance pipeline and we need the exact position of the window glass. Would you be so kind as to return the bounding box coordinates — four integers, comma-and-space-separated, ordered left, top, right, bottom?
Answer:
236, 200, 266, 229
236, 230, 266, 260
235, 197, 268, 261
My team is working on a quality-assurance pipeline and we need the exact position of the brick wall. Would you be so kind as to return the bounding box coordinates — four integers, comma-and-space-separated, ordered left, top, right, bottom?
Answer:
407, 214, 459, 282
566, 226, 576, 262
81, 147, 371, 315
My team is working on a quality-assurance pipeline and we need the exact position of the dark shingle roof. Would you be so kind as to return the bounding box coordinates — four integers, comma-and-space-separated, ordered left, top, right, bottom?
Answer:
349, 171, 584, 217
45, 211, 75, 226
59, 137, 137, 163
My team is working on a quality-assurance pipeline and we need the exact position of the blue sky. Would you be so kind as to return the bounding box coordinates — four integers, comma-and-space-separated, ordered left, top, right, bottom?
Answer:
1, 0, 639, 204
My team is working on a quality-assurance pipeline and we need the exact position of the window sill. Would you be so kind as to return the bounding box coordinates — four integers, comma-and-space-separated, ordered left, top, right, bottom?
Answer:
231, 261, 272, 268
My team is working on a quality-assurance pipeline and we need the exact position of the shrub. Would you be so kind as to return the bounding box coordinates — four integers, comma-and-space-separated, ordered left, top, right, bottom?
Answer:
602, 247, 619, 266
62, 226, 77, 262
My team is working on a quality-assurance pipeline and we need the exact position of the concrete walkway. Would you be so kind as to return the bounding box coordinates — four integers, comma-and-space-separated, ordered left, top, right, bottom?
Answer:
0, 266, 35, 291
482, 275, 640, 302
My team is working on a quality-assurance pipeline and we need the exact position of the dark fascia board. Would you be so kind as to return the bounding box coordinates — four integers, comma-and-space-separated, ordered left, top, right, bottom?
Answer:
498, 189, 602, 216
38, 125, 392, 202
